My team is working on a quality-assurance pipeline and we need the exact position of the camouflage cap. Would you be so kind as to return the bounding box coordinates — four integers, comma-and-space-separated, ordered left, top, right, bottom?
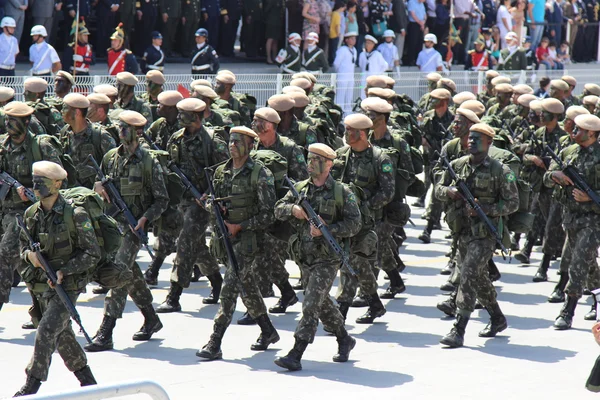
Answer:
426, 72, 442, 82
56, 70, 75, 85
308, 143, 336, 160
146, 70, 166, 85
157, 90, 184, 106
177, 98, 206, 112
0, 86, 15, 102
4, 101, 34, 117
119, 110, 147, 127
116, 72, 138, 86
470, 123, 495, 138
344, 113, 373, 129
230, 126, 258, 138
93, 84, 118, 97
368, 87, 396, 99
290, 92, 310, 108
513, 84, 534, 95
290, 78, 311, 89
268, 94, 295, 112
584, 83, 600, 96
254, 107, 281, 124
193, 85, 218, 100
541, 98, 565, 114
361, 97, 393, 113
282, 86, 305, 94
550, 79, 569, 91
583, 95, 599, 106
561, 75, 577, 87
575, 114, 600, 131
32, 161, 67, 180
430, 88, 451, 100
24, 77, 48, 93
565, 105, 589, 121
63, 93, 90, 109
517, 94, 537, 107
460, 100, 486, 116
87, 93, 111, 105
366, 75, 387, 88
456, 108, 480, 123
491, 76, 511, 86
453, 91, 476, 105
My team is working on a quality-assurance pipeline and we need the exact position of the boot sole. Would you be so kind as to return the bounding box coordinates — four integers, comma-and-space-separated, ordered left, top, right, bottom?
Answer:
251, 333, 281, 351
156, 305, 182, 314
84, 343, 114, 352
356, 309, 386, 324
196, 350, 223, 360
479, 322, 508, 337
274, 357, 302, 371
132, 322, 164, 341
269, 296, 299, 314
439, 338, 463, 348
532, 276, 548, 283
547, 296, 565, 304
333, 337, 356, 362
436, 303, 456, 317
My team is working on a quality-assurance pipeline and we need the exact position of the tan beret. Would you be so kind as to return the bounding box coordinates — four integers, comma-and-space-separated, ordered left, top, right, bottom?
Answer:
491, 76, 511, 86
93, 84, 118, 97
191, 79, 212, 89
146, 70, 166, 85
4, 101, 34, 117
460, 100, 486, 116
517, 94, 537, 107
290, 92, 310, 108
87, 93, 111, 105
426, 72, 442, 82
529, 100, 542, 112
584, 95, 599, 106
56, 70, 75, 85
382, 75, 395, 86
575, 114, 600, 131
216, 72, 236, 84
485, 70, 500, 79
308, 143, 336, 160
361, 97, 393, 113
562, 75, 576, 87
119, 110, 147, 126
470, 123, 495, 138
193, 85, 218, 100
157, 90, 184, 106
430, 88, 451, 100
0, 86, 15, 102
282, 86, 306, 94
513, 84, 533, 95
254, 107, 281, 124
437, 78, 456, 92
456, 108, 480, 124
344, 113, 373, 130
541, 98, 565, 114
565, 105, 590, 121
291, 72, 317, 83
32, 161, 67, 180
366, 75, 387, 88
268, 94, 295, 112
116, 71, 139, 86
550, 79, 569, 91
453, 91, 476, 105
584, 83, 600, 96
176, 97, 206, 112
63, 93, 90, 109
230, 126, 258, 139
24, 77, 48, 93
290, 78, 311, 90
368, 87, 396, 99
495, 83, 513, 93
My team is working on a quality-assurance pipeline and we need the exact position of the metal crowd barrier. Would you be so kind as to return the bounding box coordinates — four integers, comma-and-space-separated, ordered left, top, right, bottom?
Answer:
0, 69, 595, 114
15, 380, 170, 400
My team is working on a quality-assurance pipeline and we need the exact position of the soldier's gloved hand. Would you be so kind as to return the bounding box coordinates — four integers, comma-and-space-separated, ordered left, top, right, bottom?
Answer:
292, 205, 308, 220
48, 270, 64, 288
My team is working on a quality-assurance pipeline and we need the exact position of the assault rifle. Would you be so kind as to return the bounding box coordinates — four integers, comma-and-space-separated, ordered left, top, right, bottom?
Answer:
436, 152, 510, 259
16, 214, 93, 344
0, 171, 36, 202
87, 155, 155, 259
284, 175, 356, 275
545, 144, 600, 208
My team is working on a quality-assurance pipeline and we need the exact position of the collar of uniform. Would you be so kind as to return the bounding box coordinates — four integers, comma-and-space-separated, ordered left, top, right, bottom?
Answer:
223, 156, 255, 175
583, 140, 600, 154
119, 95, 139, 110
38, 195, 66, 218
308, 174, 335, 192
118, 143, 144, 161
197, 42, 206, 50
471, 154, 492, 169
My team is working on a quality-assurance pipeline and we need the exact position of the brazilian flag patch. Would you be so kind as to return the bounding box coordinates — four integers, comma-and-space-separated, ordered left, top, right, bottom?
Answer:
382, 162, 393, 173
297, 154, 305, 164
82, 221, 93, 232
506, 171, 516, 183
266, 175, 275, 186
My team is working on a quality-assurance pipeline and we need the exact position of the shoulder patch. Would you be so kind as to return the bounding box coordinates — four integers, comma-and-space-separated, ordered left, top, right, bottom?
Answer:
506, 171, 516, 183
266, 175, 275, 186
296, 153, 305, 164
81, 220, 94, 232
347, 192, 356, 203
382, 162, 393, 173
216, 142, 226, 151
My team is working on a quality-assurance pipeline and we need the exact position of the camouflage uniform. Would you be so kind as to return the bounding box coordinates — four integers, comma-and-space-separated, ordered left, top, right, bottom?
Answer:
204, 109, 226, 130
46, 96, 65, 112
147, 117, 180, 152
100, 145, 169, 319
19, 195, 100, 382
97, 117, 120, 144
27, 100, 65, 136
212, 99, 242, 127
115, 96, 154, 129
275, 175, 361, 342
223, 94, 251, 127
0, 132, 62, 305
278, 117, 318, 150
60, 121, 116, 188
140, 92, 160, 122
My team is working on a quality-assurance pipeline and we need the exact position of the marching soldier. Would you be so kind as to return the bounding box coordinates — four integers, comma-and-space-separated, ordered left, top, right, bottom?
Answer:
214, 71, 251, 127
141, 70, 165, 122
562, 76, 581, 107
268, 94, 317, 149
114, 72, 153, 129
107, 23, 139, 76
87, 93, 120, 143
23, 77, 65, 136
477, 70, 499, 106
29, 25, 61, 76
277, 33, 302, 74
302, 32, 329, 74
93, 84, 118, 109
141, 32, 165, 74
192, 85, 227, 130
46, 71, 75, 112
191, 28, 220, 75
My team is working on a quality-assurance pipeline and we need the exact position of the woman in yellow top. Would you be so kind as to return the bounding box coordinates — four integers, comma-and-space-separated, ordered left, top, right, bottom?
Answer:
329, 1, 347, 64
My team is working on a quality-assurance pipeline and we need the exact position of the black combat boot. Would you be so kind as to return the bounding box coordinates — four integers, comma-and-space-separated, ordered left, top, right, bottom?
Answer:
156, 283, 183, 313
92, 286, 109, 295
251, 314, 280, 350
437, 289, 457, 317
514, 235, 534, 264
21, 320, 35, 330
132, 304, 163, 341
380, 269, 406, 299
338, 302, 350, 320
73, 365, 97, 386
269, 281, 299, 313
202, 272, 223, 305
237, 311, 256, 325
274, 338, 309, 371
144, 253, 166, 286
533, 254, 551, 283
440, 280, 456, 292
479, 302, 508, 337
191, 265, 202, 282
196, 324, 227, 360
411, 196, 425, 208
554, 295, 578, 330
440, 260, 455, 275
356, 293, 386, 324
510, 233, 521, 251
440, 312, 470, 348
584, 295, 597, 321
548, 272, 569, 303
14, 375, 42, 397
351, 290, 368, 307
84, 315, 117, 352
333, 327, 356, 362
488, 259, 501, 282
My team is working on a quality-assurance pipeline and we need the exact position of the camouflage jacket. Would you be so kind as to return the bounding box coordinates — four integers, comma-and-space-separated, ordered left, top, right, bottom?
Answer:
147, 117, 180, 150
27, 99, 64, 136
421, 108, 454, 153
277, 117, 317, 149
115, 95, 153, 129
0, 109, 46, 136
46, 95, 65, 112
521, 124, 567, 191
369, 129, 415, 179
98, 116, 120, 143
256, 134, 309, 182
140, 92, 160, 122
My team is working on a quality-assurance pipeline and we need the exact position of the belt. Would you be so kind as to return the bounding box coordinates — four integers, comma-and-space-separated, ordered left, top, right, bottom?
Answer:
147, 65, 164, 71
32, 69, 51, 75
0, 64, 15, 70
74, 66, 89, 72
192, 64, 211, 71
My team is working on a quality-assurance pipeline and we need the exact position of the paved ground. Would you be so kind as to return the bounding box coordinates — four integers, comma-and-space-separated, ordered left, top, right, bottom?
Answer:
0, 195, 599, 399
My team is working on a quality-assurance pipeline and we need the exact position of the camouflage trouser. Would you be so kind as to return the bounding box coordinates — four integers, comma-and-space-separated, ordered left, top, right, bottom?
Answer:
27, 291, 87, 381
424, 191, 443, 222
296, 259, 345, 343
253, 232, 289, 294
562, 226, 600, 298
541, 200, 565, 256
456, 233, 498, 312
527, 188, 552, 244
423, 164, 433, 201
153, 209, 183, 257
0, 212, 23, 304
172, 201, 220, 288
376, 221, 399, 273
336, 230, 379, 304
104, 227, 154, 319
214, 243, 267, 329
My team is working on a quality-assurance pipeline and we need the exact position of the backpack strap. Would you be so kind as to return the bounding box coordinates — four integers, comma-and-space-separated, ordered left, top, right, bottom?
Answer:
250, 160, 263, 189
30, 134, 43, 162
333, 181, 344, 219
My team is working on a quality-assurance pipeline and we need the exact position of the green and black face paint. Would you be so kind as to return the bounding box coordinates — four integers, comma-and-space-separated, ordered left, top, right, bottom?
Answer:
32, 175, 56, 198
